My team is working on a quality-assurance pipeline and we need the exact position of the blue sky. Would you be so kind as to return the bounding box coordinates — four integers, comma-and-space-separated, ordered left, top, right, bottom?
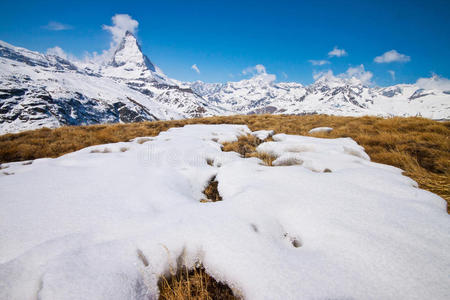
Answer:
1, 0, 449, 85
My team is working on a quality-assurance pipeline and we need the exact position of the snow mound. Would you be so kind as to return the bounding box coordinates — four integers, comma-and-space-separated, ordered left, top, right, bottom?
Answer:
0, 125, 449, 300
251, 129, 274, 140
309, 126, 333, 134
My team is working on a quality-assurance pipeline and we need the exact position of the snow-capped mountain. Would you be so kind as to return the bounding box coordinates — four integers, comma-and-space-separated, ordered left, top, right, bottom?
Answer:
0, 32, 449, 134
0, 33, 222, 133
190, 72, 450, 119
95, 31, 224, 118
101, 31, 169, 82
191, 73, 308, 114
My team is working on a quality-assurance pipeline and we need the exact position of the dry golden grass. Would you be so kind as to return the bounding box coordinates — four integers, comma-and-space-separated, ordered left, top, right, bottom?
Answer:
158, 266, 237, 300
0, 114, 448, 213
201, 176, 223, 202
222, 134, 261, 157
222, 134, 276, 166
247, 151, 276, 166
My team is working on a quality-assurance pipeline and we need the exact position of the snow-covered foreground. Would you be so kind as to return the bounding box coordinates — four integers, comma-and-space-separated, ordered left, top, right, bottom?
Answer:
0, 124, 449, 299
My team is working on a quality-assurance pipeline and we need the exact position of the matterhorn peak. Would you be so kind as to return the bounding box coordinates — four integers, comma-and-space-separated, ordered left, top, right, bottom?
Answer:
99, 30, 173, 85
109, 31, 155, 71
124, 30, 134, 37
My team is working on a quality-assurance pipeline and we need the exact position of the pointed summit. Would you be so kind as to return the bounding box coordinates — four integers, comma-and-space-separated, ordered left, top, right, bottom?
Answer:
101, 31, 171, 84
110, 31, 156, 72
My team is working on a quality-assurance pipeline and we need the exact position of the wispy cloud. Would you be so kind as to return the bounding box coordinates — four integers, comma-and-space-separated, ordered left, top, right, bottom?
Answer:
313, 64, 373, 85
282, 72, 288, 79
46, 46, 72, 60
313, 69, 334, 81
374, 50, 410, 63
388, 70, 396, 81
242, 64, 276, 83
191, 64, 200, 74
308, 59, 330, 66
102, 14, 139, 44
345, 64, 373, 84
84, 14, 140, 64
42, 21, 73, 31
242, 64, 267, 75
328, 46, 347, 58
416, 74, 450, 91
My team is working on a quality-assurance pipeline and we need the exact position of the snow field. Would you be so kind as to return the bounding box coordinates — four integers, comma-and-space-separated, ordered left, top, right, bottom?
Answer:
0, 124, 449, 299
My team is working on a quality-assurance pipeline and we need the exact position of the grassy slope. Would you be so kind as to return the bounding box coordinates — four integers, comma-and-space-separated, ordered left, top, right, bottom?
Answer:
1, 115, 448, 212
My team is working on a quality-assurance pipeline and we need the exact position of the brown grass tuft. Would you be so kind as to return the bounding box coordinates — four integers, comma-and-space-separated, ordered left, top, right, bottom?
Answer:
137, 137, 152, 144
158, 266, 238, 300
90, 147, 111, 154
201, 176, 222, 202
221, 134, 278, 166
222, 135, 276, 166
272, 157, 303, 166
247, 151, 276, 166
222, 135, 261, 157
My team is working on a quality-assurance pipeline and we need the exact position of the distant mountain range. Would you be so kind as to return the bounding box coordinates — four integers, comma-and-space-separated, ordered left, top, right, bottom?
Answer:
1, 31, 448, 134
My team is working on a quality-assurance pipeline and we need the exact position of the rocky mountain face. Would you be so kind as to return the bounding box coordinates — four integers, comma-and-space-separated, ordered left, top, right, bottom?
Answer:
0, 33, 449, 134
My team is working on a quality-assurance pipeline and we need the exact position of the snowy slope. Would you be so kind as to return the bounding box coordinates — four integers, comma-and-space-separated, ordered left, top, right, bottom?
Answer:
0, 124, 449, 299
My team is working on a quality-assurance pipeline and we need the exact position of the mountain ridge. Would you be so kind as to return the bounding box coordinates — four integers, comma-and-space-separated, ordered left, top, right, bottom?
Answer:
0, 33, 449, 134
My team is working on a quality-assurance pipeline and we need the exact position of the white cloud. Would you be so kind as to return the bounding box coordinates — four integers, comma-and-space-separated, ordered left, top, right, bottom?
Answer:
374, 50, 410, 63
309, 59, 330, 66
242, 64, 276, 83
46, 46, 68, 59
416, 74, 450, 91
42, 22, 73, 31
242, 64, 267, 75
191, 64, 200, 74
102, 14, 139, 44
328, 46, 347, 58
388, 70, 396, 81
255, 64, 266, 74
82, 14, 140, 64
282, 72, 288, 79
46, 46, 79, 62
313, 69, 334, 81
313, 65, 373, 85
345, 64, 373, 85
45, 14, 143, 66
